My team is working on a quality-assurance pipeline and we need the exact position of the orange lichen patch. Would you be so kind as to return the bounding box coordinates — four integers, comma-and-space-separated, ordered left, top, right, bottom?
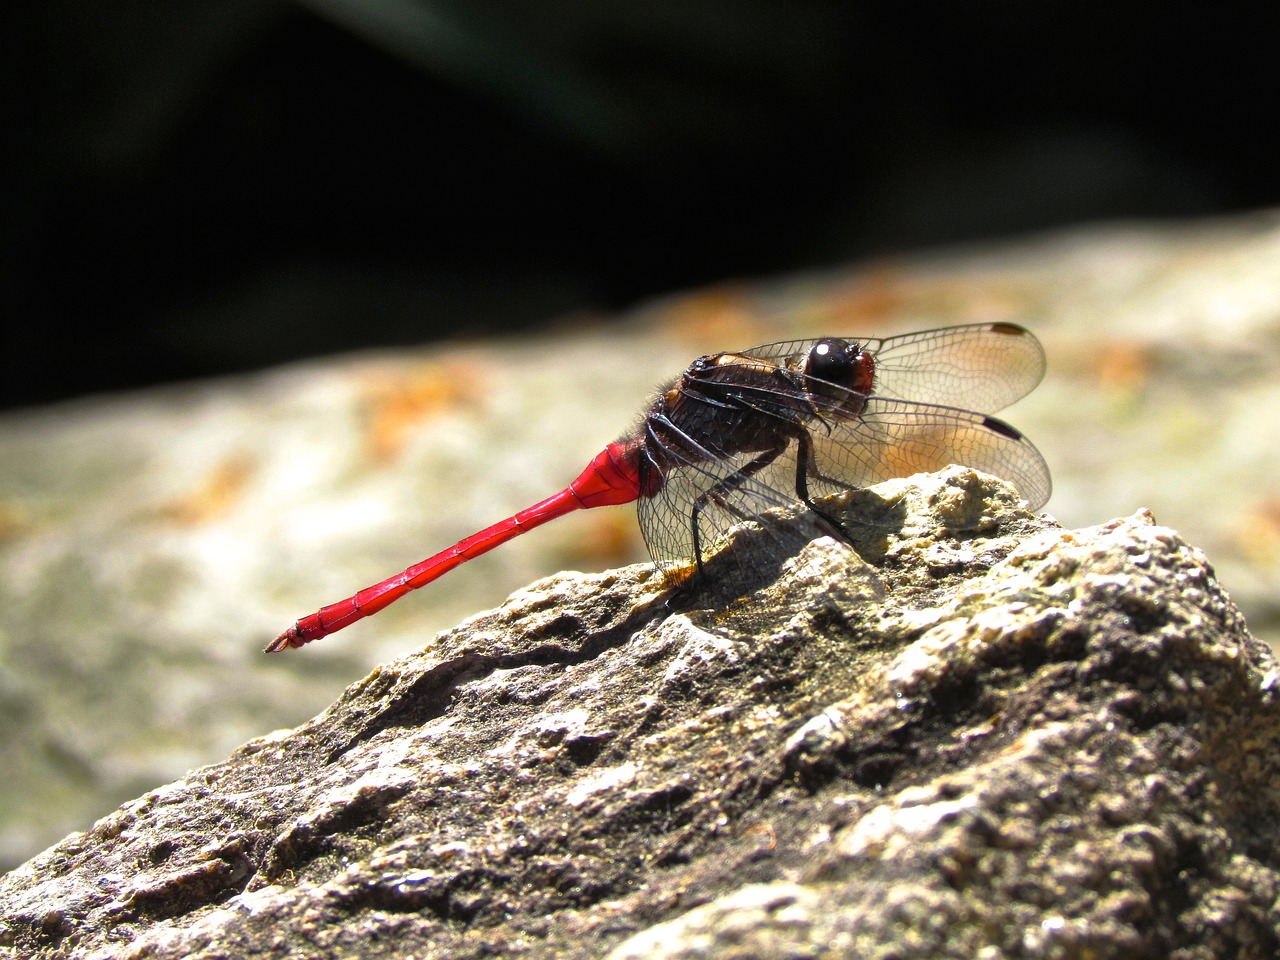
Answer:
156, 455, 256, 526
1094, 341, 1156, 392
360, 361, 488, 463
565, 511, 646, 569
1230, 497, 1280, 569
0, 501, 32, 542
655, 286, 772, 350
810, 265, 913, 330
805, 266, 1032, 337
1054, 339, 1156, 393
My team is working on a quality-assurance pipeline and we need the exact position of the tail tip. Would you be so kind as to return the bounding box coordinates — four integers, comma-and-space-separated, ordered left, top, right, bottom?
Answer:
265, 626, 303, 653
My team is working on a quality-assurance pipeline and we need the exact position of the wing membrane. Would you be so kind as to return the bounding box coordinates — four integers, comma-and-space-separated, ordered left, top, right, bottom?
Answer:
803, 397, 1052, 509
637, 395, 1050, 570
637, 415, 819, 569
734, 322, 1045, 414
636, 323, 1051, 569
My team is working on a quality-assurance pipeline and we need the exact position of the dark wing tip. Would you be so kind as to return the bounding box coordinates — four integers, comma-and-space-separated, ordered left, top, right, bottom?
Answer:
980, 415, 1025, 441
980, 414, 1052, 509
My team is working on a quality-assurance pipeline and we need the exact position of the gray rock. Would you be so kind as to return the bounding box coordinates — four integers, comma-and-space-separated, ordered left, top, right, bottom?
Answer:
6, 210, 1280, 873
3, 467, 1277, 959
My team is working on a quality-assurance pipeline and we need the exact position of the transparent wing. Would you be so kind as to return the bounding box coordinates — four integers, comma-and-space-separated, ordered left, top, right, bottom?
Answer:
636, 415, 822, 570
871, 323, 1046, 411
734, 322, 1045, 414
636, 396, 1050, 571
680, 398, 1051, 526
801, 397, 1052, 509
636, 323, 1051, 569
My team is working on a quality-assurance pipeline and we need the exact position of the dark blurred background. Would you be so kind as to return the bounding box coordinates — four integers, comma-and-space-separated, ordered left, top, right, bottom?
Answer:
3, 2, 1277, 411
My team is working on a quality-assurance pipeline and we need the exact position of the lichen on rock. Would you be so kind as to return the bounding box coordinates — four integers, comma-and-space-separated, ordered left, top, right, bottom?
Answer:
3, 466, 1279, 959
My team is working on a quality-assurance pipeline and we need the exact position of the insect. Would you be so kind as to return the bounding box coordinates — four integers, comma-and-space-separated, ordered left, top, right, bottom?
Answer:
268, 322, 1049, 652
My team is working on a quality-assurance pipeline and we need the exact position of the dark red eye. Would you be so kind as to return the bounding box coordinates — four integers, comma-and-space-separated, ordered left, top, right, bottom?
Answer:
807, 339, 854, 392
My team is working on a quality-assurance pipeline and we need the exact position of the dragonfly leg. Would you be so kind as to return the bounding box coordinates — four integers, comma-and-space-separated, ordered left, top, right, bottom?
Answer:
793, 429, 856, 545
690, 443, 786, 575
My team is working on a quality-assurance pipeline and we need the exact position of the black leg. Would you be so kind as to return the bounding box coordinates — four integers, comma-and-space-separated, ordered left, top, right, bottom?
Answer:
794, 429, 855, 545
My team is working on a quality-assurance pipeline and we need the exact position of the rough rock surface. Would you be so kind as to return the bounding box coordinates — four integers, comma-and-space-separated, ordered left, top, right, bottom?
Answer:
3, 467, 1279, 959
6, 210, 1280, 871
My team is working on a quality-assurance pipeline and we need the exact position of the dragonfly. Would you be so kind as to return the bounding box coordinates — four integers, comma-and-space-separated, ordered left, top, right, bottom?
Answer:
267, 322, 1050, 652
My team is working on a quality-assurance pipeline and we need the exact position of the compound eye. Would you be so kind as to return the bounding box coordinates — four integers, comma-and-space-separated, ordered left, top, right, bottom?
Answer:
807, 339, 854, 392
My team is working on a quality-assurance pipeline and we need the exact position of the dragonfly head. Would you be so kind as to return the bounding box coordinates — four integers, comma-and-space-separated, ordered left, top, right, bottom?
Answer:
803, 338, 875, 413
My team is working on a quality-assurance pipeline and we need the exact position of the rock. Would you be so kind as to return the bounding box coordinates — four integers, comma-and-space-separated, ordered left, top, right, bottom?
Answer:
3, 467, 1278, 959
6, 210, 1280, 872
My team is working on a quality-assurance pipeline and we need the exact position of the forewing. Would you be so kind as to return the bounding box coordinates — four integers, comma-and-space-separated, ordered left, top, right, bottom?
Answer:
871, 323, 1045, 412
804, 397, 1052, 509
735, 322, 1045, 414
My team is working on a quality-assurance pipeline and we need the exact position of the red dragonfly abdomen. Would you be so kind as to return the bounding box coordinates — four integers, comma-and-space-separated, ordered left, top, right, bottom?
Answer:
267, 442, 646, 650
